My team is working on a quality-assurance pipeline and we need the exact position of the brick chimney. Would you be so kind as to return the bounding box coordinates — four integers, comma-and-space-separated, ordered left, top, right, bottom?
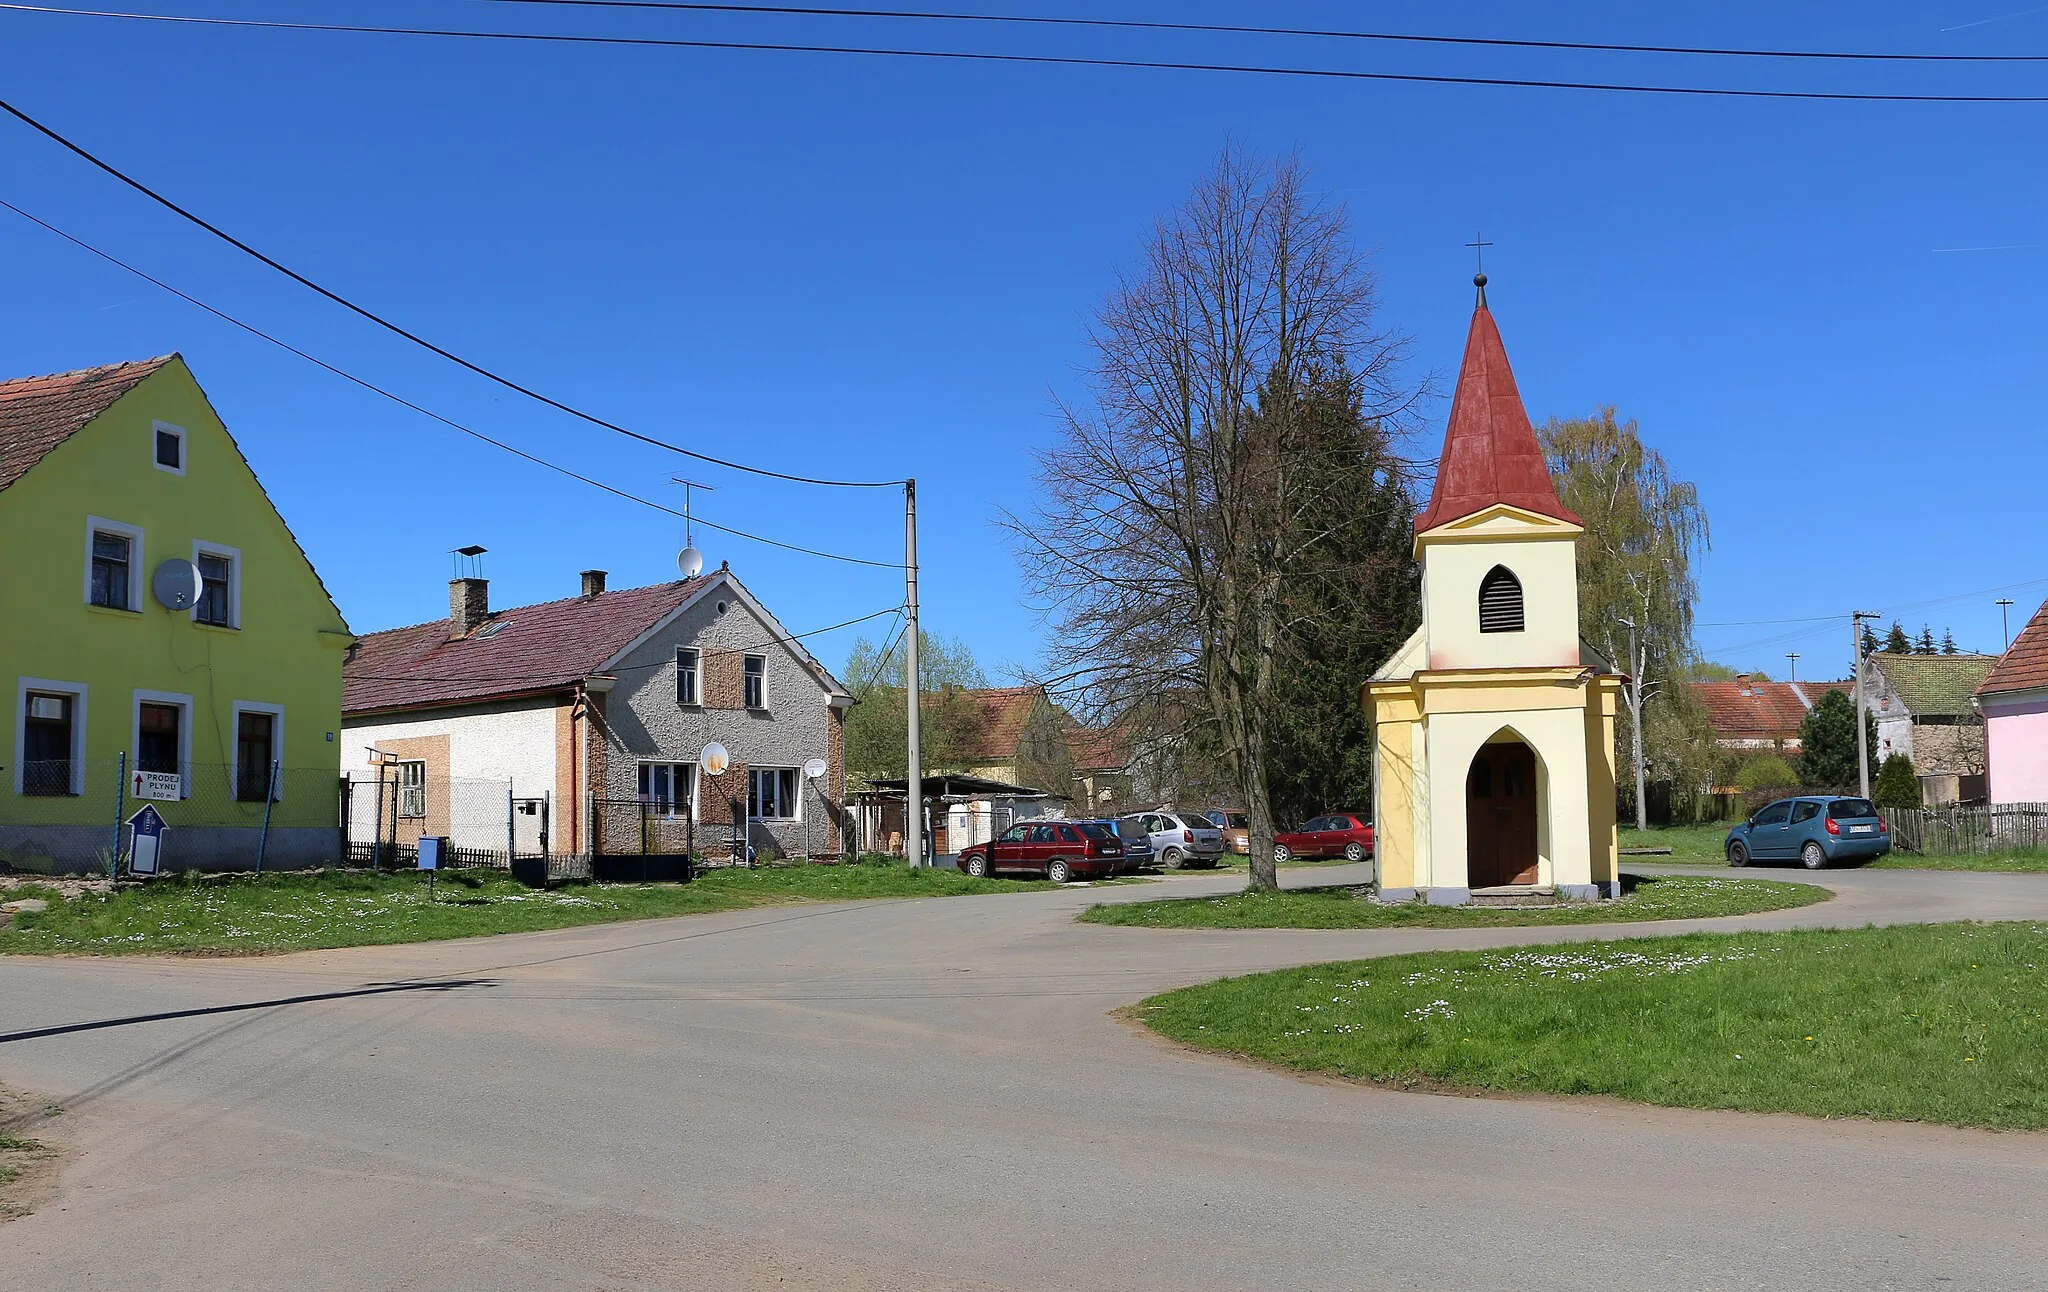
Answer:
580, 569, 607, 598
449, 577, 489, 638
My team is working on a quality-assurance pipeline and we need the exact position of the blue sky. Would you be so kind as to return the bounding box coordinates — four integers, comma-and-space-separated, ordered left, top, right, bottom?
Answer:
3, 2, 2044, 685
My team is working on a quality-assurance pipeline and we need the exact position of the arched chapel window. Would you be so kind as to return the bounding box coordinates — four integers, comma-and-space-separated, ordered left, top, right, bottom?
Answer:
1478, 566, 1524, 634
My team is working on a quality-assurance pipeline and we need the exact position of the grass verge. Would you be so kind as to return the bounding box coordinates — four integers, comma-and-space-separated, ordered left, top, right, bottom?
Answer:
1136, 921, 2048, 1129
1081, 874, 1826, 930
1620, 824, 2048, 873
0, 861, 1090, 956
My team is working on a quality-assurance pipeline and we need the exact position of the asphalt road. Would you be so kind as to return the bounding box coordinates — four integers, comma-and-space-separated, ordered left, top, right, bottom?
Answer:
3, 863, 2046, 1291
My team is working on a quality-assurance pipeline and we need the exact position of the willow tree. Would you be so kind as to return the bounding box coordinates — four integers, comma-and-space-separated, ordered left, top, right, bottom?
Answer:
1539, 409, 1709, 828
1008, 149, 1418, 891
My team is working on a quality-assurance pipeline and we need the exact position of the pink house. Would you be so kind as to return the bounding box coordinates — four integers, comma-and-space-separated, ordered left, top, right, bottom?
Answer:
1977, 599, 2048, 804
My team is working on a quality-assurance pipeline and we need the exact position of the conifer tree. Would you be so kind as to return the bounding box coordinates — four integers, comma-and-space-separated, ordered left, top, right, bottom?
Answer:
1873, 753, 1922, 809
1860, 623, 1880, 656
1941, 629, 1958, 655
1915, 625, 1938, 655
1885, 621, 1912, 654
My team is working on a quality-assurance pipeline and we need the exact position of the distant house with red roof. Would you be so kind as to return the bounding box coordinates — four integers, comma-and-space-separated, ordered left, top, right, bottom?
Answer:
342, 564, 851, 860
1977, 598, 2048, 803
1689, 675, 1853, 756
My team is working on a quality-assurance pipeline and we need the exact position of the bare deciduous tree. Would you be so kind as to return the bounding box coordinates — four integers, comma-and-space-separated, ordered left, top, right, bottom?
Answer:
1007, 149, 1417, 891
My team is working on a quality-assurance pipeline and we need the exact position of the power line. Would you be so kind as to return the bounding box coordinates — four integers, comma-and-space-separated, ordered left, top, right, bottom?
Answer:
346, 603, 906, 685
4, 4, 2048, 101
0, 87, 904, 489
478, 0, 2048, 63
0, 195, 904, 569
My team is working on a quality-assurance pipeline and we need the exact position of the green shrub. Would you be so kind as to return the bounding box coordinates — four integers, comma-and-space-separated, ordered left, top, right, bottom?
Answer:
1735, 754, 1800, 792
1873, 753, 1922, 809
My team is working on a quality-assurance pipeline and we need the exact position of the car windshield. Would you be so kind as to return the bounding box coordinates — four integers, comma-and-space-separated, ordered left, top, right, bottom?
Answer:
1222, 812, 1247, 828
1072, 822, 1116, 840
1827, 799, 1878, 820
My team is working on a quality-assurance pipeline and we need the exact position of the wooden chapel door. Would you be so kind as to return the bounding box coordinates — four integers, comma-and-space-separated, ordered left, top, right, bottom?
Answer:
1467, 741, 1540, 887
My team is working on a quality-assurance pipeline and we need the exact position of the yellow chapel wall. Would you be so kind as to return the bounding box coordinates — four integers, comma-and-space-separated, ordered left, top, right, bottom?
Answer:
1417, 687, 1598, 892
1419, 524, 1581, 673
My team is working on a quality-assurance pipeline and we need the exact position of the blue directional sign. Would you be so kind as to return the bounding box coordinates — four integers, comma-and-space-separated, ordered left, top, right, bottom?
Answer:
128, 803, 167, 876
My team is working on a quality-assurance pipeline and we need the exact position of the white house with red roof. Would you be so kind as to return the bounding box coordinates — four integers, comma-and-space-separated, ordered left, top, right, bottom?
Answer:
342, 563, 851, 861
1364, 275, 1626, 904
1977, 598, 2048, 804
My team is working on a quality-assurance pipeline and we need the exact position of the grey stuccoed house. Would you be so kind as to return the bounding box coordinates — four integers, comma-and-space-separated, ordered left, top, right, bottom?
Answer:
340, 561, 853, 862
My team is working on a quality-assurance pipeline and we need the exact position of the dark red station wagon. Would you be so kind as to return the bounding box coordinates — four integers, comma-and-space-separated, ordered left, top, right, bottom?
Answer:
958, 820, 1122, 883
1272, 813, 1375, 863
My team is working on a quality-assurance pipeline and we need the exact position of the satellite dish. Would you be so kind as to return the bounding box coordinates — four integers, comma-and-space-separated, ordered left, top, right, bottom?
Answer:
803, 757, 828, 781
700, 742, 731, 777
677, 545, 704, 578
152, 558, 201, 611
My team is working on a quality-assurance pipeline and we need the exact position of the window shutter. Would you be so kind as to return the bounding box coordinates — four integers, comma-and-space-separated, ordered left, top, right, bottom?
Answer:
1478, 566, 1524, 634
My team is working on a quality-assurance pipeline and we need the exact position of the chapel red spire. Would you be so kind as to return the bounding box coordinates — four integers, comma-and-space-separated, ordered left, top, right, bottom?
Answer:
1414, 275, 1581, 534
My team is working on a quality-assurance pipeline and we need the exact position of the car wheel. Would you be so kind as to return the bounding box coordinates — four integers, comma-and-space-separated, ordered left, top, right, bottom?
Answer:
1046, 858, 1072, 884
1162, 847, 1186, 870
1727, 841, 1748, 868
1343, 842, 1365, 862
1274, 844, 1292, 864
1800, 841, 1828, 871
963, 854, 989, 879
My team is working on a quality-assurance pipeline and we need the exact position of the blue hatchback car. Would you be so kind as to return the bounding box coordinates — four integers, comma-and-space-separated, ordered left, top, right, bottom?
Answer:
1724, 795, 1890, 869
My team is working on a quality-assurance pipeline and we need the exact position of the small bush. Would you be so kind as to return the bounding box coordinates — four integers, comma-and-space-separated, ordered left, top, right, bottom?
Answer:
1735, 754, 1800, 792
1873, 754, 1922, 809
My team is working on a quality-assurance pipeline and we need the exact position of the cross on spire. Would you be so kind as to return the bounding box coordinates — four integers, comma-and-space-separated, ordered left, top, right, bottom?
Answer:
1464, 232, 1493, 302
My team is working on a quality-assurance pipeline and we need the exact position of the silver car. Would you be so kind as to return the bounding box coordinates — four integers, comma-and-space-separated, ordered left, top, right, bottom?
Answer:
1122, 811, 1225, 869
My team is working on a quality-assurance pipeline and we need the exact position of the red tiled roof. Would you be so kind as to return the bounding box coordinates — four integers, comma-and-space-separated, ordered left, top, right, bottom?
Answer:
1690, 679, 1852, 739
343, 575, 714, 714
0, 356, 177, 492
1063, 720, 1128, 772
1979, 598, 2048, 697
956, 686, 1046, 764
1415, 286, 1580, 535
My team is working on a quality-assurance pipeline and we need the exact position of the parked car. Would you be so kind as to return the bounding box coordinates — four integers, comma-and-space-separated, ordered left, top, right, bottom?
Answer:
1108, 818, 1157, 874
957, 819, 1123, 883
1122, 811, 1226, 868
1204, 810, 1251, 855
1724, 796, 1889, 869
1272, 813, 1375, 863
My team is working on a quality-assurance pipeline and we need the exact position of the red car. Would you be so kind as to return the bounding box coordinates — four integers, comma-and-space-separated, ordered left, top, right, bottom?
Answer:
1272, 813, 1374, 863
958, 820, 1123, 883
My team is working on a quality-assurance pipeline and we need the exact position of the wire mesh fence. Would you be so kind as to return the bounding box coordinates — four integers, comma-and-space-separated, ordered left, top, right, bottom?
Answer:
340, 772, 550, 871
1886, 802, 2048, 855
1, 755, 340, 876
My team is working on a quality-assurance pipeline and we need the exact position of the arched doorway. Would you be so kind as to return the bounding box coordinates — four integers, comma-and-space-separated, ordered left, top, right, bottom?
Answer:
1466, 738, 1539, 887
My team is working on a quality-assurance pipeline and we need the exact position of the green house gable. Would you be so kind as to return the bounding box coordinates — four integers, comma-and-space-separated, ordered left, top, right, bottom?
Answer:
0, 355, 351, 873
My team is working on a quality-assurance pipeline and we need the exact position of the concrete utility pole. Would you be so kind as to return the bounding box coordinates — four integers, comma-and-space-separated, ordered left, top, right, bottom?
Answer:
1852, 611, 1880, 800
1785, 652, 1800, 682
1997, 598, 2016, 650
904, 479, 924, 868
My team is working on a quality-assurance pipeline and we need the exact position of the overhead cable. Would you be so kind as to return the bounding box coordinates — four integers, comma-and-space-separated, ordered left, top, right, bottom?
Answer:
0, 196, 904, 568
0, 85, 905, 488
2, 5, 2046, 101
477, 0, 2048, 63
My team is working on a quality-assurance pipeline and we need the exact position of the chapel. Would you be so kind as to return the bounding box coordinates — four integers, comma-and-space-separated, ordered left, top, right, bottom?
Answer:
1365, 275, 1623, 904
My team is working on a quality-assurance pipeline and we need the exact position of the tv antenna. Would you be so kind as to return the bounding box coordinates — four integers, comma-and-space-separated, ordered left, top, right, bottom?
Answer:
670, 478, 715, 577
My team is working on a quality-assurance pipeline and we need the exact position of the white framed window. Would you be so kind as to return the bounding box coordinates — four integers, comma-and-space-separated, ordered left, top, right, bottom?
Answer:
743, 654, 767, 710
132, 689, 194, 797
152, 421, 187, 475
15, 677, 88, 797
395, 760, 427, 818
675, 647, 700, 706
748, 766, 799, 821
231, 701, 285, 803
84, 516, 144, 612
638, 761, 697, 817
192, 541, 240, 628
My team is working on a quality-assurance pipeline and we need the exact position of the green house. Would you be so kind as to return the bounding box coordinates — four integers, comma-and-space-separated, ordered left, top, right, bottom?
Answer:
0, 356, 353, 873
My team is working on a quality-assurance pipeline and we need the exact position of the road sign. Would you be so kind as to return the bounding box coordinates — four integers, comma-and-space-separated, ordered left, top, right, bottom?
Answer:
132, 769, 181, 801
128, 803, 167, 876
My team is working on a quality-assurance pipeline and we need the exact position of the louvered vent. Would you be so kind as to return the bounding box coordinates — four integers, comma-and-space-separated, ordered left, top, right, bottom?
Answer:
1478, 566, 1524, 634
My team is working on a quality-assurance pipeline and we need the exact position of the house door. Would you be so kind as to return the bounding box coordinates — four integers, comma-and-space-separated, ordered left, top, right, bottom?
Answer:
1466, 741, 1539, 887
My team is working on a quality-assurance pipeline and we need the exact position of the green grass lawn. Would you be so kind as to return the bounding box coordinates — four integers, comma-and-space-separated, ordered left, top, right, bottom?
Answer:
0, 861, 1090, 956
1136, 921, 2048, 1129
1620, 823, 2048, 873
1081, 873, 1827, 930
